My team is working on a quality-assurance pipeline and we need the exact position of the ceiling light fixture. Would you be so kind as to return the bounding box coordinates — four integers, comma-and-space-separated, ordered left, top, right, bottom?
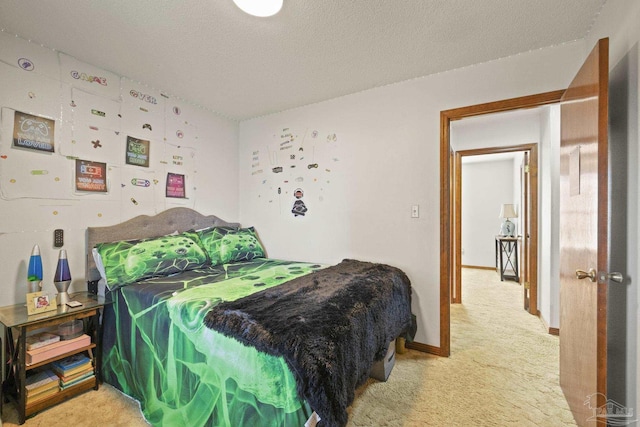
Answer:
233, 0, 283, 17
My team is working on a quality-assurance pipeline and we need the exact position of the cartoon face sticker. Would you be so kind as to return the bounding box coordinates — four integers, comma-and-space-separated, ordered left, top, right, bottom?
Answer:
292, 188, 307, 217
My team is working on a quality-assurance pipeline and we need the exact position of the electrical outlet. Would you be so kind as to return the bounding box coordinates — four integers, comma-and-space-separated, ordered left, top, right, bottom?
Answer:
411, 205, 419, 218
54, 229, 64, 247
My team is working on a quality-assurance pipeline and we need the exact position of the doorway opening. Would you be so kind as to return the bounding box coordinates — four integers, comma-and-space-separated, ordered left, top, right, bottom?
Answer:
439, 90, 564, 357
455, 146, 535, 311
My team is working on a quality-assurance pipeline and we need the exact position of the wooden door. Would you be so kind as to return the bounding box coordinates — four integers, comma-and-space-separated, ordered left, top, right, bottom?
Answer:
559, 38, 609, 426
521, 152, 530, 310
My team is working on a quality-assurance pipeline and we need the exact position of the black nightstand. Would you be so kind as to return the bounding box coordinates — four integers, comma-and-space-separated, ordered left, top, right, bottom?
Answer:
495, 236, 520, 282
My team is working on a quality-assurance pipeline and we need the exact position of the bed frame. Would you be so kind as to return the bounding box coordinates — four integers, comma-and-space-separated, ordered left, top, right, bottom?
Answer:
85, 207, 239, 282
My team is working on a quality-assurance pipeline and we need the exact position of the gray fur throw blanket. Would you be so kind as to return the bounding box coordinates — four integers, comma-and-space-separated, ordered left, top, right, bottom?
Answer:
203, 259, 413, 427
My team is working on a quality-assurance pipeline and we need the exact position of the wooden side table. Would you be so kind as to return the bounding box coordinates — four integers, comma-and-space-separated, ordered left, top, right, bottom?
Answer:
495, 236, 520, 282
0, 292, 108, 424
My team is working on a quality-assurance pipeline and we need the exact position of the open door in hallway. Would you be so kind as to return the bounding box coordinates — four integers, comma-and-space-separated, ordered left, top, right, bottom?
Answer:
559, 38, 610, 426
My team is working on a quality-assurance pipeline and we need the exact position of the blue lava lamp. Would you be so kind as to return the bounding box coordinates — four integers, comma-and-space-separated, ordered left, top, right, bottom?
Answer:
27, 245, 43, 293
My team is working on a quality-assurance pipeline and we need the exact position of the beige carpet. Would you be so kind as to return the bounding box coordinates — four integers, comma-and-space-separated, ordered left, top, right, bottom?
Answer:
2, 268, 576, 426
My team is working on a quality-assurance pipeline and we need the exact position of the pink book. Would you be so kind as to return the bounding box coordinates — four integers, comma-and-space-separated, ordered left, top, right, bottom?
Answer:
26, 334, 91, 365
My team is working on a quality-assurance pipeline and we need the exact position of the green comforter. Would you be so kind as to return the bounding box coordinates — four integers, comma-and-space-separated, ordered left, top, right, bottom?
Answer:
102, 259, 325, 426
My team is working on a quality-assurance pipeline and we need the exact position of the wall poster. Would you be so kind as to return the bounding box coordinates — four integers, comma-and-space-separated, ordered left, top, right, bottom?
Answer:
12, 110, 55, 153
75, 159, 107, 192
125, 135, 150, 167
166, 172, 185, 198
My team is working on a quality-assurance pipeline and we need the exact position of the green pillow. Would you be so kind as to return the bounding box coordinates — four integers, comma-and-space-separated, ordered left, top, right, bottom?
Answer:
195, 226, 238, 266
95, 231, 209, 289
218, 227, 266, 264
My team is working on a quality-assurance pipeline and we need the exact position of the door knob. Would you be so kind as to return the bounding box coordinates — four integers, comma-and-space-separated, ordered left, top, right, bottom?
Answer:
598, 271, 624, 283
576, 268, 596, 282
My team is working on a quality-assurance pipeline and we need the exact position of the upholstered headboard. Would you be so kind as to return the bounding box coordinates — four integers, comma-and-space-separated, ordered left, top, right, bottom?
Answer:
86, 207, 240, 282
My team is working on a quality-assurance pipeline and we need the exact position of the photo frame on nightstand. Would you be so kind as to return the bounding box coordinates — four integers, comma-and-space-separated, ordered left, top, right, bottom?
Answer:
26, 291, 57, 315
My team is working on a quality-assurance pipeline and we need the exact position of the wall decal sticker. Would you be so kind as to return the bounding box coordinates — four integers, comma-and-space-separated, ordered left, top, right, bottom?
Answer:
142, 123, 152, 131
28, 91, 35, 99
125, 136, 150, 167
91, 139, 102, 148
12, 111, 55, 153
131, 178, 150, 187
60, 53, 120, 99
129, 90, 158, 105
75, 159, 107, 192
131, 197, 138, 205
251, 126, 341, 215
70, 70, 107, 86
18, 58, 34, 71
292, 188, 307, 217
91, 109, 105, 117
30, 170, 48, 175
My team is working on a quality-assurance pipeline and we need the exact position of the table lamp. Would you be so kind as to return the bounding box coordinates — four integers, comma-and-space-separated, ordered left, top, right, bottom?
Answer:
27, 244, 43, 293
499, 204, 518, 237
54, 249, 72, 305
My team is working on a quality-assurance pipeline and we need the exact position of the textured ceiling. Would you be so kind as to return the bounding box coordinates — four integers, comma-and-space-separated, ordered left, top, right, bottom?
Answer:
0, 0, 606, 120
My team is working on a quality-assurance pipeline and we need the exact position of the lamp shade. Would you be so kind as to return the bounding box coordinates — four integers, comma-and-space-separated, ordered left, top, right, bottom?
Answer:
499, 204, 518, 219
27, 244, 43, 282
54, 249, 71, 282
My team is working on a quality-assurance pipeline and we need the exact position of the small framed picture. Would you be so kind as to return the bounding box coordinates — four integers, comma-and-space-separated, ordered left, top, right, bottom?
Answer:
26, 291, 57, 315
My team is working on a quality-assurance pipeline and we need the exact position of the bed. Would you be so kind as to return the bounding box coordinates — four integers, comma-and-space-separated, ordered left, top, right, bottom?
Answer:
86, 208, 413, 427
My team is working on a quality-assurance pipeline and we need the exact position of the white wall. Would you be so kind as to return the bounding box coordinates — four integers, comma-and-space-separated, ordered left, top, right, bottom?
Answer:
538, 105, 561, 329
239, 41, 587, 347
461, 159, 514, 267
0, 32, 240, 307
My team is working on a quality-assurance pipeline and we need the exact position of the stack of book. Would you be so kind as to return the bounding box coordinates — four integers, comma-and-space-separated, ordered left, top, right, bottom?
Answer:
26, 333, 91, 365
51, 354, 95, 390
25, 369, 59, 405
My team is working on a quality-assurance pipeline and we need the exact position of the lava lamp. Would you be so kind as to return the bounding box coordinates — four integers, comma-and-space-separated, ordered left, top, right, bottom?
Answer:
27, 244, 43, 293
54, 249, 72, 305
